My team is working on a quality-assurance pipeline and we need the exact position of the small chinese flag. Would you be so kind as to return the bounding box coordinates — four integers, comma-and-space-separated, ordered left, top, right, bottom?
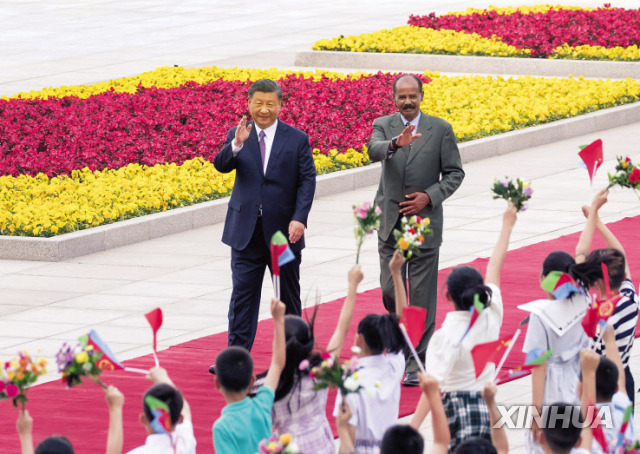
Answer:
578, 139, 603, 185
145, 308, 163, 353
470, 334, 513, 378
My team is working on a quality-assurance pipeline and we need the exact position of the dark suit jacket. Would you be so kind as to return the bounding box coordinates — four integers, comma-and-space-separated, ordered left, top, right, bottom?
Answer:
214, 120, 316, 253
368, 112, 464, 248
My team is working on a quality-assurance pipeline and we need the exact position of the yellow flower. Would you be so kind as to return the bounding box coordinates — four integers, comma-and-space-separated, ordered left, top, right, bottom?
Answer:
353, 372, 360, 379
622, 160, 630, 169
279, 434, 292, 445
398, 238, 410, 250
75, 352, 89, 364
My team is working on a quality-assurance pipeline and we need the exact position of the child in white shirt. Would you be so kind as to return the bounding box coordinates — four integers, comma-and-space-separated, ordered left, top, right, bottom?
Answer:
333, 312, 405, 453
411, 203, 518, 451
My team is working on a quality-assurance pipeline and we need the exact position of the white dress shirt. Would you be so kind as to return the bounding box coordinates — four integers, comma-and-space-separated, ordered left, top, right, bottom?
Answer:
232, 120, 278, 173
400, 112, 421, 135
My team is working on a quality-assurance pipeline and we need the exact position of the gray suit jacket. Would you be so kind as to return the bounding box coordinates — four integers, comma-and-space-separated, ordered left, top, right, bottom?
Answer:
369, 111, 465, 248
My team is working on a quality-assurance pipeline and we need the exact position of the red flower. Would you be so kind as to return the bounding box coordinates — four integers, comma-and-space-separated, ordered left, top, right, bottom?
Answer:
5, 384, 19, 397
320, 351, 332, 360
408, 7, 640, 58
0, 73, 430, 177
629, 167, 640, 184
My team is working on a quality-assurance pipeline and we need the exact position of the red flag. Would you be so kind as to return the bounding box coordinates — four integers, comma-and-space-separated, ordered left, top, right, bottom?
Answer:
578, 139, 603, 184
145, 308, 163, 352
590, 403, 609, 452
581, 304, 600, 337
470, 334, 513, 378
400, 306, 427, 347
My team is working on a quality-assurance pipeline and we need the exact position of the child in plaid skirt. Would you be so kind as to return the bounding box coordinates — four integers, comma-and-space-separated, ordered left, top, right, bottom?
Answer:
411, 204, 518, 452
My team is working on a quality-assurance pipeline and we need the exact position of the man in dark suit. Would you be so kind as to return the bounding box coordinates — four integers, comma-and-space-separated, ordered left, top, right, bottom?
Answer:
369, 74, 464, 386
213, 79, 316, 353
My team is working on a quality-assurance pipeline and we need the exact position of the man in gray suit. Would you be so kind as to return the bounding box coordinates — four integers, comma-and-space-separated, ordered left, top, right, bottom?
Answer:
369, 74, 465, 386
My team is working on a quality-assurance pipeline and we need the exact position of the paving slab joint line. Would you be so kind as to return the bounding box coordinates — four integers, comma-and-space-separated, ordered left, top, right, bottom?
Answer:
1, 101, 639, 262
295, 51, 640, 79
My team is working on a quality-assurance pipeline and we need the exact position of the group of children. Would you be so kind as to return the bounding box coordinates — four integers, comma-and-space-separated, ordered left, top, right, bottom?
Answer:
14, 188, 639, 453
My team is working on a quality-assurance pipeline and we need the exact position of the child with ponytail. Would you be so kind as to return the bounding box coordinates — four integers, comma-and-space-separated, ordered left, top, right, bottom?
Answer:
576, 188, 638, 406
268, 264, 363, 454
410, 203, 518, 451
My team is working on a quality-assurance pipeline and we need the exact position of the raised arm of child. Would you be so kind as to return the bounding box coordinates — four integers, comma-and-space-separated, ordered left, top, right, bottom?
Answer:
327, 264, 364, 355
578, 349, 600, 450
483, 382, 508, 454
105, 385, 124, 454
575, 188, 608, 264
336, 401, 356, 454
264, 298, 287, 391
148, 367, 192, 422
16, 410, 34, 454
418, 373, 449, 454
585, 196, 631, 280
603, 322, 626, 394
389, 250, 408, 319
485, 203, 517, 287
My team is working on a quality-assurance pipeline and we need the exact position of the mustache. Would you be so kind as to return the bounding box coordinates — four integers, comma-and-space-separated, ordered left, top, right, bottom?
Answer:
402, 104, 416, 109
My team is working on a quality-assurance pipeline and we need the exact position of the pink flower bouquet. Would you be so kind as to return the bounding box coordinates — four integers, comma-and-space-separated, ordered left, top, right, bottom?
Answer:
258, 433, 299, 454
301, 347, 364, 397
0, 351, 48, 409
352, 201, 381, 263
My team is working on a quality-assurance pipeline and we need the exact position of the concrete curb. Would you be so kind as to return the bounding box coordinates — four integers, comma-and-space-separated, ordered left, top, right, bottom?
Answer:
2, 101, 639, 261
295, 51, 640, 79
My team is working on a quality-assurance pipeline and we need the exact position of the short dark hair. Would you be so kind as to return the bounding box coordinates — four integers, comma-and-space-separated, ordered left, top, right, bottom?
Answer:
392, 74, 423, 95
357, 313, 404, 355
454, 437, 496, 454
215, 346, 254, 392
381, 425, 424, 454
542, 404, 583, 453
143, 383, 184, 427
542, 251, 575, 277
35, 436, 74, 454
248, 78, 282, 101
596, 357, 618, 401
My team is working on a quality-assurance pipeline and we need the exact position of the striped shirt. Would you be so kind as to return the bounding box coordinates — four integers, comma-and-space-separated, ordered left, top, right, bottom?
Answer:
593, 279, 639, 367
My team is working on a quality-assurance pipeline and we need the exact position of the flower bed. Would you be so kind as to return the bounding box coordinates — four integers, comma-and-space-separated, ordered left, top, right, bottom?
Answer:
314, 5, 640, 61
0, 73, 404, 178
2, 66, 640, 237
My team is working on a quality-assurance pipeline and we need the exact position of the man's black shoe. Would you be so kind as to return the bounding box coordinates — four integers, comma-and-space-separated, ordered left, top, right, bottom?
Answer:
403, 371, 419, 387
208, 365, 216, 375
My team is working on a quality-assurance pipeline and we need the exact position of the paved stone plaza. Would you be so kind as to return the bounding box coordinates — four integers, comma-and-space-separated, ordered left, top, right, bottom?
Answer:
2, 1, 640, 451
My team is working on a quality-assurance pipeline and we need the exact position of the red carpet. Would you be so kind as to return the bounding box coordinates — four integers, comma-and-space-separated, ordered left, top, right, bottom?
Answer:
1, 216, 638, 452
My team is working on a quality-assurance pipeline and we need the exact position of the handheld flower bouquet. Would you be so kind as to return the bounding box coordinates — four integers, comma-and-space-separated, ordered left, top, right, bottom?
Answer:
393, 215, 432, 259
353, 201, 381, 263
491, 177, 533, 212
0, 351, 48, 409
300, 347, 364, 397
258, 433, 300, 454
56, 341, 107, 389
608, 156, 640, 195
